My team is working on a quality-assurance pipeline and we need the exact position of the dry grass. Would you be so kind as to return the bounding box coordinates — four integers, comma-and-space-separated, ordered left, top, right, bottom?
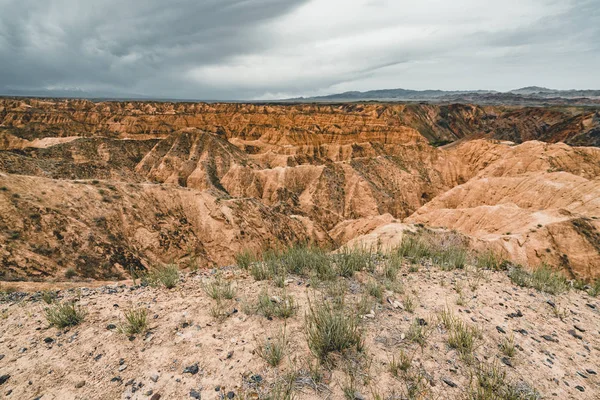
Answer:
45, 302, 86, 328
388, 349, 412, 376
499, 334, 516, 358
202, 273, 235, 300
148, 264, 180, 289
508, 264, 568, 295
256, 330, 287, 367
305, 298, 364, 362
119, 307, 148, 335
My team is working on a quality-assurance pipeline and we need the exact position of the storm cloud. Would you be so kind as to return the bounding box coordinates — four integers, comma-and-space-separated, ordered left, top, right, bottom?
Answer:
0, 0, 598, 99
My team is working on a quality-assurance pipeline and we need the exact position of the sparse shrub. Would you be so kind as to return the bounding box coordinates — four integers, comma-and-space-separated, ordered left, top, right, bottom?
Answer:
403, 294, 415, 313
325, 279, 349, 302
305, 299, 364, 361
234, 249, 256, 270
397, 235, 431, 262
257, 331, 287, 367
384, 254, 401, 281
499, 334, 516, 358
355, 293, 373, 316
587, 279, 600, 297
256, 290, 297, 319
406, 318, 430, 349
45, 302, 86, 328
384, 278, 404, 294
389, 349, 412, 376
398, 230, 469, 270
471, 362, 540, 400
508, 264, 568, 295
448, 320, 478, 358
148, 264, 179, 289
41, 290, 57, 304
119, 307, 148, 335
437, 307, 454, 329
281, 244, 334, 280
250, 262, 274, 281
335, 246, 374, 277
433, 245, 468, 270
366, 280, 384, 303
64, 268, 77, 279
203, 273, 235, 300
476, 250, 503, 270
210, 299, 228, 320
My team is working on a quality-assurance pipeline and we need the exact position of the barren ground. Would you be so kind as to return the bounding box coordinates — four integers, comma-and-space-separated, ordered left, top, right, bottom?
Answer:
1, 259, 599, 400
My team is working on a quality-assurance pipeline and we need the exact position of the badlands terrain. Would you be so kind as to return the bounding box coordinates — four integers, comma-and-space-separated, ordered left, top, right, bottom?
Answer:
0, 97, 599, 399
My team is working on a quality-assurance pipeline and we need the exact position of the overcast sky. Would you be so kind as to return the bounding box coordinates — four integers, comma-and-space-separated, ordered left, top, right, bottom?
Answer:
0, 0, 599, 100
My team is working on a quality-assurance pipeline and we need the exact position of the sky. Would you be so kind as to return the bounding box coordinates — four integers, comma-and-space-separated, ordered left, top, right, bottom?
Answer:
0, 0, 599, 100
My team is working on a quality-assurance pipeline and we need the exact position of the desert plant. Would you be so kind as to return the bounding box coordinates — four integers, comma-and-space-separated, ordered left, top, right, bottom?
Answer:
406, 318, 431, 349
366, 280, 384, 303
471, 361, 540, 400
256, 290, 297, 319
397, 235, 431, 262
403, 294, 415, 313
119, 307, 148, 335
281, 244, 334, 280
64, 268, 77, 279
210, 299, 228, 320
389, 349, 412, 376
384, 254, 401, 281
587, 279, 600, 297
433, 245, 468, 270
335, 246, 374, 277
203, 273, 235, 300
447, 319, 479, 359
250, 262, 274, 281
148, 264, 179, 289
305, 299, 364, 361
234, 249, 256, 270
41, 290, 57, 304
508, 264, 568, 295
257, 331, 287, 367
45, 302, 86, 328
499, 334, 516, 358
476, 250, 503, 270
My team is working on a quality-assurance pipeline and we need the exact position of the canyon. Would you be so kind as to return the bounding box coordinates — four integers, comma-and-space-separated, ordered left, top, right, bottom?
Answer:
1, 98, 599, 281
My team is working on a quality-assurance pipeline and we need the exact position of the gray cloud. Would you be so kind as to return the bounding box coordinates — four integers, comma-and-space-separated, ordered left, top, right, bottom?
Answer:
0, 0, 598, 99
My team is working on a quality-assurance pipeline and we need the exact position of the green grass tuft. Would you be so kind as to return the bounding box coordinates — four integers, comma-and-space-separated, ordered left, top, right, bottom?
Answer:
45, 302, 86, 328
119, 307, 148, 335
508, 264, 568, 295
305, 298, 364, 361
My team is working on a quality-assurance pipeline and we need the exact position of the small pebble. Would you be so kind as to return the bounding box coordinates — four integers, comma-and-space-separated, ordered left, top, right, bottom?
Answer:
183, 364, 199, 375
0, 374, 10, 385
442, 378, 457, 388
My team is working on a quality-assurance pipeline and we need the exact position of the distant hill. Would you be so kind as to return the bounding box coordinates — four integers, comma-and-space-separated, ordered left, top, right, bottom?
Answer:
286, 87, 600, 105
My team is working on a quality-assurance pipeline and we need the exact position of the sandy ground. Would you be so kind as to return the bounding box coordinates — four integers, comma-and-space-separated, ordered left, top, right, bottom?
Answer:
1, 263, 599, 400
